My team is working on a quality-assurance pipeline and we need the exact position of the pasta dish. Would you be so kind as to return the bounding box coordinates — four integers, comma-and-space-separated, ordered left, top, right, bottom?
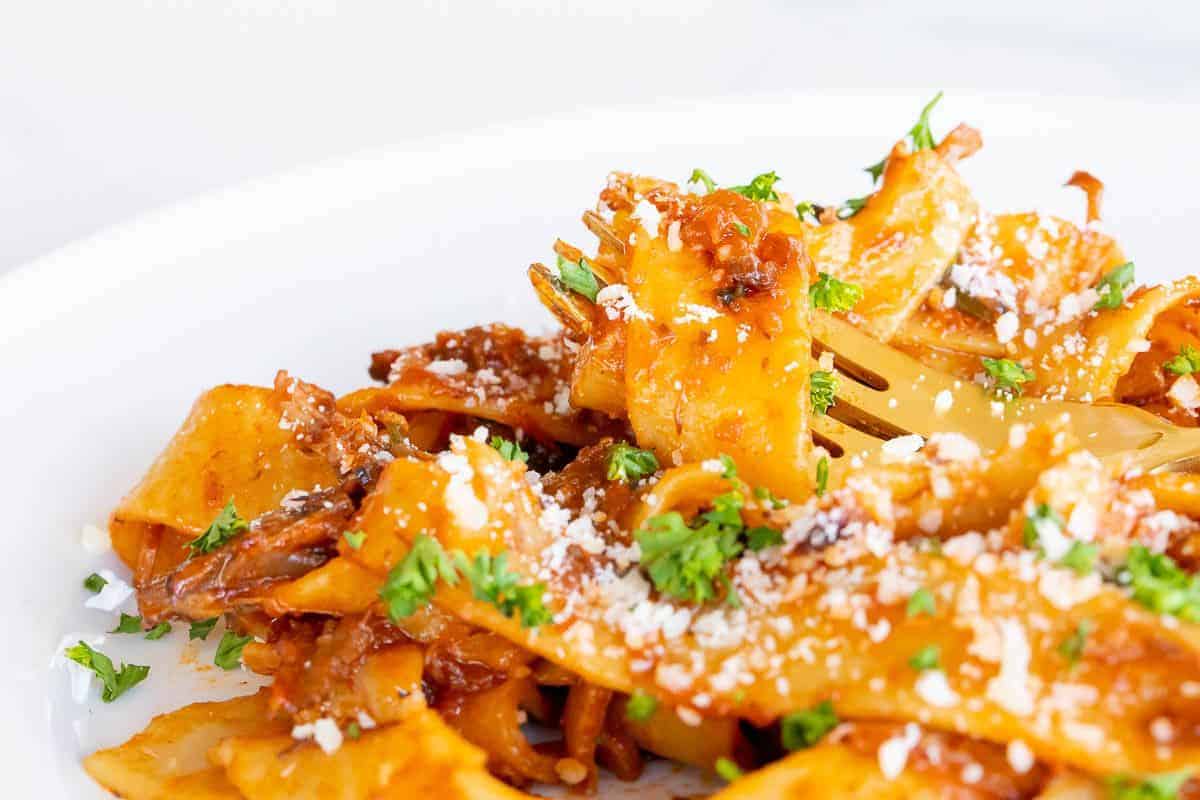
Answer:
68, 94, 1200, 799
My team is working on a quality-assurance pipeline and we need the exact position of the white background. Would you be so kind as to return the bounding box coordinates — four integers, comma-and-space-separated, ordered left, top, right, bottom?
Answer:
2, 0, 1198, 275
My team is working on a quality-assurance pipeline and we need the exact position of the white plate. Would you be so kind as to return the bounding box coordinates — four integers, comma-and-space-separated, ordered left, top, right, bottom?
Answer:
4, 92, 1199, 796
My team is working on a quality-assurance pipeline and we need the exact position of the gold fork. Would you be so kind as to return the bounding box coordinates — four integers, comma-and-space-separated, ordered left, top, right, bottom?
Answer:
810, 311, 1200, 473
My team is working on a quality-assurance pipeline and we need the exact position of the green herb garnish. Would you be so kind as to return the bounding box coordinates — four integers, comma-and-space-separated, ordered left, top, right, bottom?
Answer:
908, 644, 940, 671
809, 272, 864, 313
815, 456, 829, 497
606, 443, 659, 483
810, 371, 838, 415
1118, 544, 1200, 621
729, 171, 781, 202
1094, 262, 1135, 311
189, 617, 219, 641
715, 757, 744, 782
1023, 503, 1064, 550
489, 435, 529, 463
906, 587, 936, 617
188, 500, 249, 555
1106, 770, 1193, 800
379, 534, 459, 621
454, 550, 552, 628
557, 254, 600, 302
1060, 541, 1099, 575
144, 622, 172, 641
111, 613, 143, 634
745, 527, 783, 551
64, 642, 150, 702
625, 690, 658, 722
83, 573, 108, 593
780, 700, 839, 750
214, 630, 253, 670
982, 357, 1034, 401
688, 168, 717, 194
1165, 345, 1200, 376
1058, 619, 1092, 667
343, 530, 367, 550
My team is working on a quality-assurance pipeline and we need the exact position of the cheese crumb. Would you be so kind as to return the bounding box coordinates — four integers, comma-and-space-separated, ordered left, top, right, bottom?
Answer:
915, 670, 959, 708
933, 389, 953, 414
1006, 739, 1034, 773
292, 718, 344, 754
878, 723, 921, 779
880, 434, 924, 464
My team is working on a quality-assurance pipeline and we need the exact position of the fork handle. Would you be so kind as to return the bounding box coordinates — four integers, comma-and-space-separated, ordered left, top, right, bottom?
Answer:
1123, 424, 1200, 473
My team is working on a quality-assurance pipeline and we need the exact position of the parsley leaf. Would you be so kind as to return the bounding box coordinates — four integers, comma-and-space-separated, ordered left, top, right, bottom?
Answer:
815, 456, 829, 497
1060, 541, 1099, 575
754, 485, 788, 509
908, 91, 944, 151
718, 453, 738, 479
1094, 262, 1135, 310
745, 527, 783, 551
1165, 345, 1200, 376
715, 757, 744, 782
606, 442, 659, 483
733, 221, 751, 237
1107, 770, 1193, 800
214, 630, 253, 670
343, 530, 367, 550
865, 156, 888, 183
454, 550, 552, 627
625, 690, 658, 722
189, 617, 219, 641
1118, 544, 1200, 621
688, 168, 717, 194
809, 272, 864, 313
837, 196, 868, 219
982, 357, 1034, 401
906, 587, 936, 617
810, 371, 838, 415
64, 641, 150, 702
346, 721, 362, 740
83, 573, 108, 593
780, 700, 839, 750
379, 534, 459, 621
489, 435, 529, 463
1058, 619, 1092, 667
111, 613, 143, 634
636, 510, 742, 604
144, 622, 172, 641
909, 644, 940, 671
556, 254, 600, 303
188, 500, 249, 555
1023, 503, 1064, 550
729, 171, 781, 202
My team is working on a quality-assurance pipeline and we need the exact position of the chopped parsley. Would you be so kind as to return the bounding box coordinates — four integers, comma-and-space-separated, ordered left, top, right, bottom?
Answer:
1106, 771, 1193, 800
780, 700, 839, 750
489, 435, 529, 463
718, 453, 738, 479
556, 254, 600, 303
810, 371, 838, 415
214, 630, 253, 670
1060, 541, 1099, 575
729, 171, 781, 202
346, 721, 362, 740
188, 500, 249, 555
189, 617, 219, 641
1094, 262, 1135, 310
906, 587, 936, 617
111, 613, 143, 634
379, 534, 550, 627
809, 272, 864, 313
1117, 544, 1200, 621
1023, 503, 1064, 550
795, 200, 817, 220
714, 757, 744, 782
815, 456, 829, 497
379, 534, 459, 621
64, 641, 150, 702
636, 509, 743, 605
982, 357, 1034, 401
733, 221, 751, 237
144, 622, 172, 641
454, 549, 552, 628
687, 169, 781, 202
1058, 619, 1092, 667
625, 690, 658, 722
865, 91, 944, 182
837, 196, 869, 219
343, 530, 367, 550
83, 573, 107, 593
745, 527, 783, 551
754, 485, 788, 509
908, 644, 940, 671
688, 168, 717, 194
1165, 345, 1200, 376
606, 443, 659, 483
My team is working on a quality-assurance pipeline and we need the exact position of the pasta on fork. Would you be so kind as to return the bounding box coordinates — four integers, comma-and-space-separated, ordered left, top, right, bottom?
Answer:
71, 95, 1200, 799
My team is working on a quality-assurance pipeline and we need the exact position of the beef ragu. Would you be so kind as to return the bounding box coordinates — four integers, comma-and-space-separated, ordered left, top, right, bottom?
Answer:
75, 95, 1200, 800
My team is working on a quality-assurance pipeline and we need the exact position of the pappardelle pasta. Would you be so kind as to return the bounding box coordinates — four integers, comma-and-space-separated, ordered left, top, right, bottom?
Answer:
72, 95, 1200, 800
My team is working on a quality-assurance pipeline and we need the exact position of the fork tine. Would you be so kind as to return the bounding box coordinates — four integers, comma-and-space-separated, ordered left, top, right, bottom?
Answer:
810, 415, 882, 462
582, 210, 627, 258
528, 263, 594, 338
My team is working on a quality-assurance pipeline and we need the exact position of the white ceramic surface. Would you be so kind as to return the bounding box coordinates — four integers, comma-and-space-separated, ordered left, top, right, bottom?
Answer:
3, 93, 1199, 795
